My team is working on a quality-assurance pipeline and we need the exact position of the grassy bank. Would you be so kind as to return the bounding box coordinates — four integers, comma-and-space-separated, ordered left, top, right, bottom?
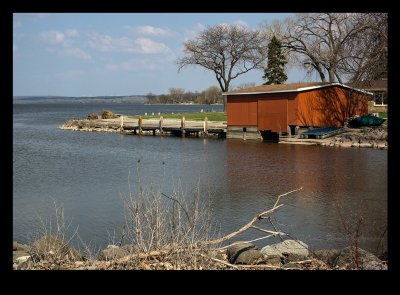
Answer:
379, 112, 387, 119
129, 112, 226, 121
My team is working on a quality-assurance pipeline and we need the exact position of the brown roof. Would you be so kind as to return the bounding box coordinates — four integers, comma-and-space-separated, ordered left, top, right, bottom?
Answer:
224, 82, 372, 95
347, 80, 387, 90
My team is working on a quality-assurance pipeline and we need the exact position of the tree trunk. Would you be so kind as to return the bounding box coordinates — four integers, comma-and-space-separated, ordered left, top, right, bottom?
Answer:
328, 68, 336, 82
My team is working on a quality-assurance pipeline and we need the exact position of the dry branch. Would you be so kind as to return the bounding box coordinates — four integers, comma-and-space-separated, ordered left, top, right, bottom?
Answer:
204, 187, 302, 245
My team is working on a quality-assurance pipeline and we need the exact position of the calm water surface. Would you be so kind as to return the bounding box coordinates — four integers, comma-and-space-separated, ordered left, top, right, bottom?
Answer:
13, 102, 387, 253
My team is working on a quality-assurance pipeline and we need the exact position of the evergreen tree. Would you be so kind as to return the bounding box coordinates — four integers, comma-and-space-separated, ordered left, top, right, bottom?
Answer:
263, 36, 288, 85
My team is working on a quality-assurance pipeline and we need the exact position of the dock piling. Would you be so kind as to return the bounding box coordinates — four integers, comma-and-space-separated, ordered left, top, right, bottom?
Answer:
120, 115, 124, 133
138, 116, 143, 135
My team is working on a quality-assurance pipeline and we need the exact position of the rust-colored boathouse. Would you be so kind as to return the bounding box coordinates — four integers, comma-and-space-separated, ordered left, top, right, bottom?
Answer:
224, 82, 370, 140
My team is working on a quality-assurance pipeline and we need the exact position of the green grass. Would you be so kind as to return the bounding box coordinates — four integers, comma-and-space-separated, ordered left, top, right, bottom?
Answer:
129, 112, 226, 121
378, 112, 387, 119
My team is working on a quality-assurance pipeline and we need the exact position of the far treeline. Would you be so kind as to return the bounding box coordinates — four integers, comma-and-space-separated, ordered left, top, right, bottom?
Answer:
146, 86, 223, 105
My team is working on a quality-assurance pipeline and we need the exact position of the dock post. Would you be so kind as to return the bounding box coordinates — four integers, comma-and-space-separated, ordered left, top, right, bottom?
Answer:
159, 116, 163, 135
181, 116, 186, 137
204, 117, 208, 136
138, 116, 143, 135
120, 115, 124, 133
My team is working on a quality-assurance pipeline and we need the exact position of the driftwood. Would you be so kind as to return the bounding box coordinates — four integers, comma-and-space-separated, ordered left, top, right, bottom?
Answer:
205, 187, 303, 245
96, 187, 303, 268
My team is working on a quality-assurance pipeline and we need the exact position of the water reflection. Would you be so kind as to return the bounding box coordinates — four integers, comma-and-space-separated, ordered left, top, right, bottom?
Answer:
223, 139, 387, 252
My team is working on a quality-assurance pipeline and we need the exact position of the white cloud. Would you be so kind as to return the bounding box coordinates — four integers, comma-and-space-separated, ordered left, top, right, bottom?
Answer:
13, 43, 17, 51
134, 38, 169, 54
41, 30, 65, 45
88, 33, 135, 52
59, 48, 92, 60
125, 25, 173, 37
88, 33, 170, 54
66, 29, 79, 37
232, 20, 248, 28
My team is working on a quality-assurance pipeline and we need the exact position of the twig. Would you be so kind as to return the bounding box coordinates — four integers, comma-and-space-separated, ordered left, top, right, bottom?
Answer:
199, 253, 239, 269
267, 217, 285, 241
161, 193, 191, 222
273, 187, 303, 209
250, 225, 286, 236
217, 234, 277, 251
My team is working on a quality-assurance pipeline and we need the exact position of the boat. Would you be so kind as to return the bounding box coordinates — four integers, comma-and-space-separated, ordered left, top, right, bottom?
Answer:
348, 115, 385, 127
300, 126, 345, 139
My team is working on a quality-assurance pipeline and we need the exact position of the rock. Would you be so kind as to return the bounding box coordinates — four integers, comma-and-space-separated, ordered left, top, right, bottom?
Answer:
351, 142, 359, 148
264, 255, 281, 267
363, 260, 388, 270
261, 240, 309, 262
99, 245, 129, 261
281, 262, 302, 270
378, 250, 388, 261
335, 246, 384, 269
74, 261, 85, 267
13, 241, 29, 252
312, 249, 341, 266
377, 142, 386, 149
31, 235, 82, 261
226, 241, 255, 264
233, 249, 265, 265
339, 142, 353, 148
16, 255, 32, 270
359, 142, 372, 148
13, 250, 30, 262
16, 255, 31, 264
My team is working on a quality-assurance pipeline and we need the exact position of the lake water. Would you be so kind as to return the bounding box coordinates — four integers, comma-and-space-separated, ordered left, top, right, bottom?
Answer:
13, 102, 388, 254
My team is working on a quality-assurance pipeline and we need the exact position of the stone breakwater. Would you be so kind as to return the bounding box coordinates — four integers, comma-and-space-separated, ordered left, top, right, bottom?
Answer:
60, 119, 122, 133
280, 126, 387, 149
320, 126, 387, 149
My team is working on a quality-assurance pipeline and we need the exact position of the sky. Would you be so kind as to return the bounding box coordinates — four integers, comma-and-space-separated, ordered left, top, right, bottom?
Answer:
13, 13, 309, 97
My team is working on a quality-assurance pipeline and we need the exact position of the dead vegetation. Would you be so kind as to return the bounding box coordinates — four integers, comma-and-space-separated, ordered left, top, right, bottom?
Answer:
15, 185, 387, 270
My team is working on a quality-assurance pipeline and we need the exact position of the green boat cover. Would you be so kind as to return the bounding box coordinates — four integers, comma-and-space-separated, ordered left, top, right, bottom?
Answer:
348, 115, 385, 127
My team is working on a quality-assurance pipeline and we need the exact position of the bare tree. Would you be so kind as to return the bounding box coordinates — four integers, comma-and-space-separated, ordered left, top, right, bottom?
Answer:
169, 88, 186, 103
202, 86, 222, 104
146, 92, 158, 104
177, 24, 268, 110
282, 13, 363, 83
234, 82, 256, 90
273, 13, 387, 84
339, 13, 387, 82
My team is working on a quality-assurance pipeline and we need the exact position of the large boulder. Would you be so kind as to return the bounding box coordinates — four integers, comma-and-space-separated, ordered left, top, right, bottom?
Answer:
335, 246, 385, 269
30, 235, 82, 261
13, 250, 30, 262
226, 241, 255, 264
15, 255, 32, 270
232, 249, 265, 265
261, 240, 309, 262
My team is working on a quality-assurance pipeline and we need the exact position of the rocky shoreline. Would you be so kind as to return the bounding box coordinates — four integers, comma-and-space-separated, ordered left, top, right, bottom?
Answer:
319, 126, 388, 149
13, 237, 387, 270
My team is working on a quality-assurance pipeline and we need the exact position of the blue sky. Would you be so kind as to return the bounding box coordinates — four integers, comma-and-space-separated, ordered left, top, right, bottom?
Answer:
13, 13, 309, 97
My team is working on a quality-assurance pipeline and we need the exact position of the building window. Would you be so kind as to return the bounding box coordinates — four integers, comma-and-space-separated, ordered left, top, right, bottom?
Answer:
374, 92, 387, 106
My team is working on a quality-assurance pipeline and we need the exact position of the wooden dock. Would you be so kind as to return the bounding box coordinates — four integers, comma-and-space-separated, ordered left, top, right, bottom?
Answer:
60, 116, 227, 138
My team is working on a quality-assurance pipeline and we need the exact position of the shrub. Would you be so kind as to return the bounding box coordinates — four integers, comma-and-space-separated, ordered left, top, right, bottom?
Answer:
101, 109, 118, 119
